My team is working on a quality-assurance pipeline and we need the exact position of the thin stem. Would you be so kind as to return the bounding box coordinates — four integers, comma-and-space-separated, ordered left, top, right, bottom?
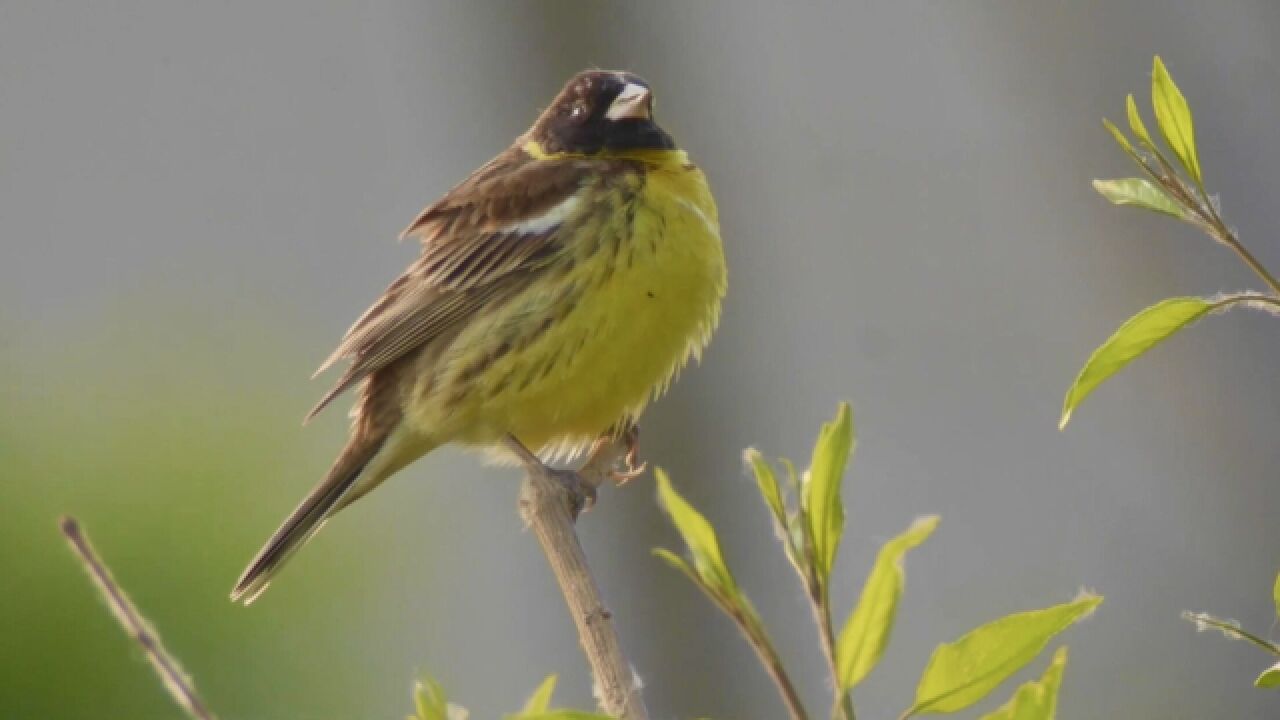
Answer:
736, 609, 811, 720
1134, 141, 1280, 296
677, 572, 808, 720
811, 589, 856, 720
59, 516, 216, 720
510, 436, 649, 719
1211, 292, 1280, 313
1184, 612, 1280, 656
1192, 173, 1227, 231
785, 474, 854, 720
1209, 226, 1280, 297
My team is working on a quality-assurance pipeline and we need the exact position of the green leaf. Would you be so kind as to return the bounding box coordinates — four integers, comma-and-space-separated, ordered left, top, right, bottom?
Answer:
836, 515, 940, 689
1273, 571, 1279, 620
413, 678, 446, 720
1092, 178, 1186, 219
906, 592, 1102, 716
652, 548, 699, 585
518, 675, 557, 715
1125, 94, 1154, 148
804, 402, 855, 587
412, 677, 468, 720
512, 707, 611, 712
1101, 119, 1139, 164
654, 470, 738, 596
979, 647, 1069, 720
747, 448, 810, 579
778, 459, 810, 566
1060, 297, 1214, 430
1151, 56, 1202, 185
1257, 662, 1280, 689
746, 448, 786, 526
780, 457, 800, 491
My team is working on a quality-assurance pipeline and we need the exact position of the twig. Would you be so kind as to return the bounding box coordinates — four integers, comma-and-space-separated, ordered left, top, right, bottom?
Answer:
1183, 611, 1280, 656
515, 440, 649, 719
680, 579, 808, 720
811, 590, 856, 720
737, 617, 810, 720
781, 507, 853, 720
1210, 226, 1280, 297
660, 502, 808, 712
58, 516, 216, 720
1136, 141, 1280, 297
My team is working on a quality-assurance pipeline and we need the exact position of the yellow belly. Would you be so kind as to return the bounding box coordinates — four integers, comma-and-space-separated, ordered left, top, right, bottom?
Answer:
410, 153, 726, 456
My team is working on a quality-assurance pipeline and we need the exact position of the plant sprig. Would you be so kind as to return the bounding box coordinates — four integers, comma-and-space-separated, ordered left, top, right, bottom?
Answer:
407, 673, 615, 720
1073, 55, 1280, 696
1181, 569, 1280, 690
655, 403, 1101, 720
1063, 55, 1280, 429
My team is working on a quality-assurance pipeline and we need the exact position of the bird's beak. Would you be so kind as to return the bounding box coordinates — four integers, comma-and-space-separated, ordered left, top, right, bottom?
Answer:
605, 83, 652, 121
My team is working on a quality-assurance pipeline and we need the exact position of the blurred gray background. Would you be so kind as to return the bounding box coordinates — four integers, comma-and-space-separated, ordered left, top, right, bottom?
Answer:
4, 2, 1280, 718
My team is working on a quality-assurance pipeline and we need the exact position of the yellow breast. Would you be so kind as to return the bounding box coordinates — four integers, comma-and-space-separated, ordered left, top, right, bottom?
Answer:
418, 150, 726, 456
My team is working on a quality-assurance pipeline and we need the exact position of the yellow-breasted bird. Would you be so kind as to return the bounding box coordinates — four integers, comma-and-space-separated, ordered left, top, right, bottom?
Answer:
231, 71, 726, 603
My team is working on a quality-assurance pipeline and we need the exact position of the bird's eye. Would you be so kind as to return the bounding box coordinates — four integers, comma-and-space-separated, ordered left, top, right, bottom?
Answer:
569, 103, 587, 119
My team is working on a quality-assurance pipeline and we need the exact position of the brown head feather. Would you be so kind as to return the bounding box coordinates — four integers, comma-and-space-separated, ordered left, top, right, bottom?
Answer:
528, 70, 674, 156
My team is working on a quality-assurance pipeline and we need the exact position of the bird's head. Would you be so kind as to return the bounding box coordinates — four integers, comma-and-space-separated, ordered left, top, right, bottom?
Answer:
528, 71, 675, 156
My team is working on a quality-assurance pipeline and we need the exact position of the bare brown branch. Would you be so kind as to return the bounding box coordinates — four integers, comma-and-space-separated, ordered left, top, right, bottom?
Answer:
58, 516, 216, 720
516, 440, 649, 720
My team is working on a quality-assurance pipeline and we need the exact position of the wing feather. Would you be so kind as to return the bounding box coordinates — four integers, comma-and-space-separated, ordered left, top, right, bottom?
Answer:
306, 149, 593, 421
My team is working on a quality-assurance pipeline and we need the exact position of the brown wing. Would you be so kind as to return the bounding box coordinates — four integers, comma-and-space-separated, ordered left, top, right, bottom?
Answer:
305, 147, 592, 421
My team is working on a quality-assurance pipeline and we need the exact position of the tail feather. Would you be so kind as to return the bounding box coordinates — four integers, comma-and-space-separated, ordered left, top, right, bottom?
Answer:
231, 432, 389, 605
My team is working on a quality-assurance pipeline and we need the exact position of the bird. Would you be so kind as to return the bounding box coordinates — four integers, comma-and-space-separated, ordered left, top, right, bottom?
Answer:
231, 70, 726, 604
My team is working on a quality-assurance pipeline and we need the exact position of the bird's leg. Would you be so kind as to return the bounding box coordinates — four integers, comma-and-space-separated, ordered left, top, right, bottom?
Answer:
504, 435, 597, 517
614, 424, 645, 484
582, 424, 646, 486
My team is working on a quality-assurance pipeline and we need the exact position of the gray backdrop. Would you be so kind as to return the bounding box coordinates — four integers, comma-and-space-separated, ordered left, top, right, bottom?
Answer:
4, 2, 1279, 718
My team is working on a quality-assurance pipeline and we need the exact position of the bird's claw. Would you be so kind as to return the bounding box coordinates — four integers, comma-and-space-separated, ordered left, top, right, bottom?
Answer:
607, 425, 645, 485
608, 454, 646, 486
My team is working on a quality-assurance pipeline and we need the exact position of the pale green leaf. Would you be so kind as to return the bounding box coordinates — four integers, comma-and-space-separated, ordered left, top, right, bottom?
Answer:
1257, 662, 1280, 689
1151, 56, 1202, 184
652, 548, 699, 586
1125, 94, 1153, 148
1273, 571, 1279, 620
979, 647, 1069, 720
1060, 297, 1214, 430
654, 471, 737, 595
837, 515, 940, 689
778, 459, 811, 572
804, 402, 855, 586
786, 510, 809, 571
1092, 178, 1186, 219
780, 458, 799, 491
518, 675, 558, 715
1102, 118, 1133, 155
746, 448, 786, 526
413, 677, 453, 720
509, 707, 609, 712
906, 592, 1102, 716
747, 449, 809, 578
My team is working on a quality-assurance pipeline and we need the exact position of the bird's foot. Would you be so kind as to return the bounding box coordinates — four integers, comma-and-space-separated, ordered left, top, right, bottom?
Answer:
611, 425, 646, 485
582, 424, 646, 486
